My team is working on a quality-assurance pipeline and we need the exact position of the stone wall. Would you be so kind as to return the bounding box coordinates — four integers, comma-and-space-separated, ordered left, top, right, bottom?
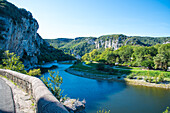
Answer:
0, 69, 69, 113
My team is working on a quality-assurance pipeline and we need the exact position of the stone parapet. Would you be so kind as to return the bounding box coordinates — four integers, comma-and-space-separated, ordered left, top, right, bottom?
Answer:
0, 69, 69, 113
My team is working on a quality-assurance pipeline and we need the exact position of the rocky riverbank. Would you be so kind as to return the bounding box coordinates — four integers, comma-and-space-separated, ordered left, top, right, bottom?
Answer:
66, 68, 170, 89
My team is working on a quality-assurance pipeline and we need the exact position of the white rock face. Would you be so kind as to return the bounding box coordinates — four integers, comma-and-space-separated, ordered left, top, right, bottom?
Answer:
95, 36, 126, 50
0, 16, 47, 67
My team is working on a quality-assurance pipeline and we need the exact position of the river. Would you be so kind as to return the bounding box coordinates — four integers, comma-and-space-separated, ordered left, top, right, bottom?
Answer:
40, 63, 170, 113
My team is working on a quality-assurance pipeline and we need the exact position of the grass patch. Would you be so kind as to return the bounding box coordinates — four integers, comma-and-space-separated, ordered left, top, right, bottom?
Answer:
70, 62, 170, 81
70, 62, 117, 76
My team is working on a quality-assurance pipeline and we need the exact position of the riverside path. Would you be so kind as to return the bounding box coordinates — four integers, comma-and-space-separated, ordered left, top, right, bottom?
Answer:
0, 78, 15, 113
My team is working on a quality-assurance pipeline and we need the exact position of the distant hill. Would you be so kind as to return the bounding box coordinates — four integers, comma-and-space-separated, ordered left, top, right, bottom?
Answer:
45, 38, 73, 48
46, 34, 170, 57
47, 37, 97, 56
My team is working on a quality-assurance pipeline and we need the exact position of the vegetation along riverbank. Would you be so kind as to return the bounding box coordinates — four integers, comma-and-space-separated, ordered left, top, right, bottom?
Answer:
66, 62, 170, 89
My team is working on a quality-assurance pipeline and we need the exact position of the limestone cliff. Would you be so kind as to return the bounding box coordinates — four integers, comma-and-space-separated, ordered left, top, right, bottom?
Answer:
0, 0, 74, 67
95, 34, 127, 50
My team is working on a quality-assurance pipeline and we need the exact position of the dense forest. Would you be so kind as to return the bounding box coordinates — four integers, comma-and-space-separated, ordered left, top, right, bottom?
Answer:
82, 43, 170, 70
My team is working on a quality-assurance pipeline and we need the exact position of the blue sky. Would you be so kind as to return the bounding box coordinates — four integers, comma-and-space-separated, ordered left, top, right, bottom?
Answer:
8, 0, 170, 39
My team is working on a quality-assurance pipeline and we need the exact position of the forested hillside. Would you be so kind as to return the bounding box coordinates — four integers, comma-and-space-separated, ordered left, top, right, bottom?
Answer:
46, 34, 170, 57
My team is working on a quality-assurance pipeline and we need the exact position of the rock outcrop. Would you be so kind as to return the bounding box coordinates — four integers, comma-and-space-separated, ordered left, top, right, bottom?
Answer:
0, 0, 74, 67
0, 15, 48, 66
95, 34, 127, 50
63, 98, 86, 113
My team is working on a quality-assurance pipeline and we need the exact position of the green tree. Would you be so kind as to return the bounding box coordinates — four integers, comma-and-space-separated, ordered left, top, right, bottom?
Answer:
158, 43, 170, 69
153, 54, 167, 70
117, 45, 134, 63
141, 59, 154, 69
2, 50, 27, 74
106, 53, 116, 64
2, 50, 41, 75
81, 53, 90, 61
89, 49, 99, 61
99, 48, 114, 62
133, 46, 157, 66
41, 70, 66, 101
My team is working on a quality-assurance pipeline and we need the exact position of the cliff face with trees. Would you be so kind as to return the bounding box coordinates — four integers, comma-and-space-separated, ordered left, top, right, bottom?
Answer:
0, 0, 74, 67
46, 34, 170, 57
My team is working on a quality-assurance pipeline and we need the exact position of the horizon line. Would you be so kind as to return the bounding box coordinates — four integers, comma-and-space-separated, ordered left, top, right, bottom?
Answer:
42, 33, 170, 39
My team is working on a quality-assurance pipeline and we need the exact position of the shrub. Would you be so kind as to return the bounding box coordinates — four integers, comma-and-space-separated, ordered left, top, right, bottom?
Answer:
41, 70, 67, 101
158, 73, 164, 82
2, 50, 26, 74
27, 68, 41, 76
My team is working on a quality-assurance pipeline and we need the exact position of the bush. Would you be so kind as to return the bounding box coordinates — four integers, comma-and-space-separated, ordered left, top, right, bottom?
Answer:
27, 68, 41, 76
2, 50, 27, 74
158, 73, 164, 82
41, 70, 67, 101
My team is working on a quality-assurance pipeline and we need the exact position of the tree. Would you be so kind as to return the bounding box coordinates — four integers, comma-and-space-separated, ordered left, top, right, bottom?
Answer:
133, 46, 158, 66
2, 50, 27, 74
41, 70, 66, 101
89, 49, 99, 61
153, 54, 167, 70
158, 43, 170, 69
81, 53, 90, 61
117, 45, 134, 63
141, 59, 154, 69
106, 53, 116, 64
99, 48, 114, 62
2, 50, 41, 75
